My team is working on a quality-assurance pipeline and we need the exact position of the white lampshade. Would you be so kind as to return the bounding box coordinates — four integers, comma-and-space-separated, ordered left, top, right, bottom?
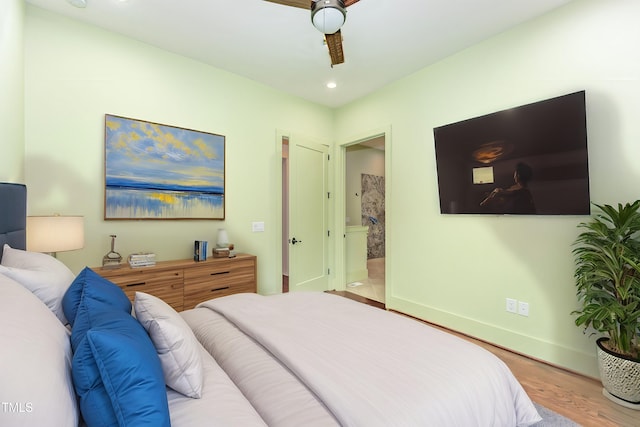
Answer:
311, 0, 346, 34
27, 215, 85, 255
216, 228, 229, 247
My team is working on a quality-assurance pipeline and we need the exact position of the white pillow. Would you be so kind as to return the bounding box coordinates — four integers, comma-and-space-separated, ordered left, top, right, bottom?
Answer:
0, 244, 75, 325
0, 274, 79, 427
134, 292, 204, 398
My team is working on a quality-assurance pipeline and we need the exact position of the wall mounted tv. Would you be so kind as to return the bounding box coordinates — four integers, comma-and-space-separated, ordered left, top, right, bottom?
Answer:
433, 90, 590, 215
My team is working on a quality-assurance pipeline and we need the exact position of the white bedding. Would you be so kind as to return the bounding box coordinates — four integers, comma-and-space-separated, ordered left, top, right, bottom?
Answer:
197, 292, 542, 427
182, 307, 340, 427
0, 274, 78, 427
166, 342, 267, 427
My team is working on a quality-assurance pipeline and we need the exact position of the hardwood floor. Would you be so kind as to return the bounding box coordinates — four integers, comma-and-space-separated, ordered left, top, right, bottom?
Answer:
329, 290, 639, 427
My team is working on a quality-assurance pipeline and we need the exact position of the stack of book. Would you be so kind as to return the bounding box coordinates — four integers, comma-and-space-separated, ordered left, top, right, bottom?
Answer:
128, 252, 156, 268
212, 246, 230, 258
194, 240, 208, 262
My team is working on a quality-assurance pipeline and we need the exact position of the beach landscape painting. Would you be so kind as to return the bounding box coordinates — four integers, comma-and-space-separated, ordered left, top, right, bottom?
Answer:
104, 114, 225, 220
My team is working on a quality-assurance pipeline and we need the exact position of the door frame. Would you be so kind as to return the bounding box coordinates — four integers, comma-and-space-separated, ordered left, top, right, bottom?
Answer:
275, 129, 335, 293
333, 126, 392, 293
274, 126, 391, 295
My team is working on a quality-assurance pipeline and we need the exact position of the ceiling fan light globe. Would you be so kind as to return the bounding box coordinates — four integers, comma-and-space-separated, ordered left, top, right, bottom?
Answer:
311, 0, 346, 34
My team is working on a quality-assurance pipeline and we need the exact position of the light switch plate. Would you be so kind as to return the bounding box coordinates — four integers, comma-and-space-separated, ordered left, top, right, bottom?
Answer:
252, 221, 265, 232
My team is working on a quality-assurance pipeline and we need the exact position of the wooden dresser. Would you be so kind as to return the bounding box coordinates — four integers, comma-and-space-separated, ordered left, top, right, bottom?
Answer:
92, 253, 257, 311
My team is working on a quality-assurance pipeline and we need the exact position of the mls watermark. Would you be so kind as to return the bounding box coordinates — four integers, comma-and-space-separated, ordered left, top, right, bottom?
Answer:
1, 402, 33, 414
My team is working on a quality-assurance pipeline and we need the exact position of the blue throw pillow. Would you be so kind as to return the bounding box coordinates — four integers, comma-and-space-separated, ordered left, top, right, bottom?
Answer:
72, 309, 170, 427
62, 267, 131, 327
72, 345, 117, 425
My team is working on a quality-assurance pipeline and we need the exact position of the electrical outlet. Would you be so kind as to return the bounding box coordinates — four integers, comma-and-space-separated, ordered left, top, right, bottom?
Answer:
506, 298, 517, 314
518, 301, 529, 317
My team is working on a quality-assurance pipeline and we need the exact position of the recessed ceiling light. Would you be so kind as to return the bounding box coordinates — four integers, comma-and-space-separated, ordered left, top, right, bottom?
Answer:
326, 82, 337, 89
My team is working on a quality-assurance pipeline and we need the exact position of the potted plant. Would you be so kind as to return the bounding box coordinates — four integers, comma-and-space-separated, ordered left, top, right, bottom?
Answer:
572, 201, 640, 408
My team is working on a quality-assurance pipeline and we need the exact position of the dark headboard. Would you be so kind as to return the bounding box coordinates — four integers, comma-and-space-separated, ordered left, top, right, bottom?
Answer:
0, 183, 27, 261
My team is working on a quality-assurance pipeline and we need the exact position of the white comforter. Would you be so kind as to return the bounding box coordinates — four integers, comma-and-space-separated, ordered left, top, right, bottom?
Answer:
198, 292, 542, 427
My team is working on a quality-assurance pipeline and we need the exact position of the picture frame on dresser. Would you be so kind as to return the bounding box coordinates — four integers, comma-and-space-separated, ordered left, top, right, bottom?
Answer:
104, 114, 226, 220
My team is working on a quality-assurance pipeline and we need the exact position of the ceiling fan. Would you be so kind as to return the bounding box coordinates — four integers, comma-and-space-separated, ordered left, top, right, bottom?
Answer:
264, 0, 360, 66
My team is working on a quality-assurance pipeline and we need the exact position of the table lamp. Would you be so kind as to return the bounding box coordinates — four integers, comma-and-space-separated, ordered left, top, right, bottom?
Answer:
27, 215, 85, 257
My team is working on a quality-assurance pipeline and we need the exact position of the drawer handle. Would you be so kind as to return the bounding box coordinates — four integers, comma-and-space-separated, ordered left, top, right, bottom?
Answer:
210, 271, 230, 276
211, 286, 230, 292
126, 282, 147, 287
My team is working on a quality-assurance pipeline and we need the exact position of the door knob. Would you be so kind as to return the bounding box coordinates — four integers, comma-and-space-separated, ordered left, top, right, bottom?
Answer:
291, 237, 303, 245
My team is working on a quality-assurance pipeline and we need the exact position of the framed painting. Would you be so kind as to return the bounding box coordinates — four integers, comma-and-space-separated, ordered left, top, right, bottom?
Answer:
104, 114, 225, 220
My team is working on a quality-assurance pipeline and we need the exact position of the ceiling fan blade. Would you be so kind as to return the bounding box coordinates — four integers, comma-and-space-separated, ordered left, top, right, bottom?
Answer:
263, 0, 310, 9
325, 31, 344, 66
266, 0, 353, 65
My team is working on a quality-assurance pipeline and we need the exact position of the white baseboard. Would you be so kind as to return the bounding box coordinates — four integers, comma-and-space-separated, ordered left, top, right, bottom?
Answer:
388, 295, 599, 379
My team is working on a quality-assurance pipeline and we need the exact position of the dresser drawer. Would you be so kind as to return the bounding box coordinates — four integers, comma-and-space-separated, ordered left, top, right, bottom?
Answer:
183, 258, 256, 309
183, 281, 256, 310
102, 269, 184, 312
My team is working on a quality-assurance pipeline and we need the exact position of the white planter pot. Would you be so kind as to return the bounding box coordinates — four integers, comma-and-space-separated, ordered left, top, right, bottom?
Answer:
597, 337, 640, 407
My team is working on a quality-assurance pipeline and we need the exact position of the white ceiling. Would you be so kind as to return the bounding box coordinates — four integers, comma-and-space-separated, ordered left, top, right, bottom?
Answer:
24, 0, 573, 108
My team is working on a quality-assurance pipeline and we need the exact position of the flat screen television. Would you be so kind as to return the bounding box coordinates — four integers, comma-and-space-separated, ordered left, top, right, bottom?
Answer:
433, 91, 590, 215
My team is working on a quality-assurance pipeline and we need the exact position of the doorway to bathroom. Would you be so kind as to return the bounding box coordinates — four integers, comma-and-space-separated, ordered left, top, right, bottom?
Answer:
344, 136, 385, 303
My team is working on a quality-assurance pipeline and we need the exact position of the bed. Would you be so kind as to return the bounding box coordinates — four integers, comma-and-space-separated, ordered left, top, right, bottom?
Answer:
0, 182, 542, 426
0, 183, 26, 258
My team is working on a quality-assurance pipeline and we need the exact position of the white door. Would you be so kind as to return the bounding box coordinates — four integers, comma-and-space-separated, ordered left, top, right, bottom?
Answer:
288, 136, 329, 292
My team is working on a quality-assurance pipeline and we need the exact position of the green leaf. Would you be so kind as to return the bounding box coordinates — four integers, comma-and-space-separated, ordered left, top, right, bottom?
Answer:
572, 200, 640, 359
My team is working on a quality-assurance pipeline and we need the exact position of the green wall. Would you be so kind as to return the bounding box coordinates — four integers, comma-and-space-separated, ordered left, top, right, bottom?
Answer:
0, 0, 25, 182
16, 1, 640, 377
334, 0, 640, 377
23, 5, 334, 296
